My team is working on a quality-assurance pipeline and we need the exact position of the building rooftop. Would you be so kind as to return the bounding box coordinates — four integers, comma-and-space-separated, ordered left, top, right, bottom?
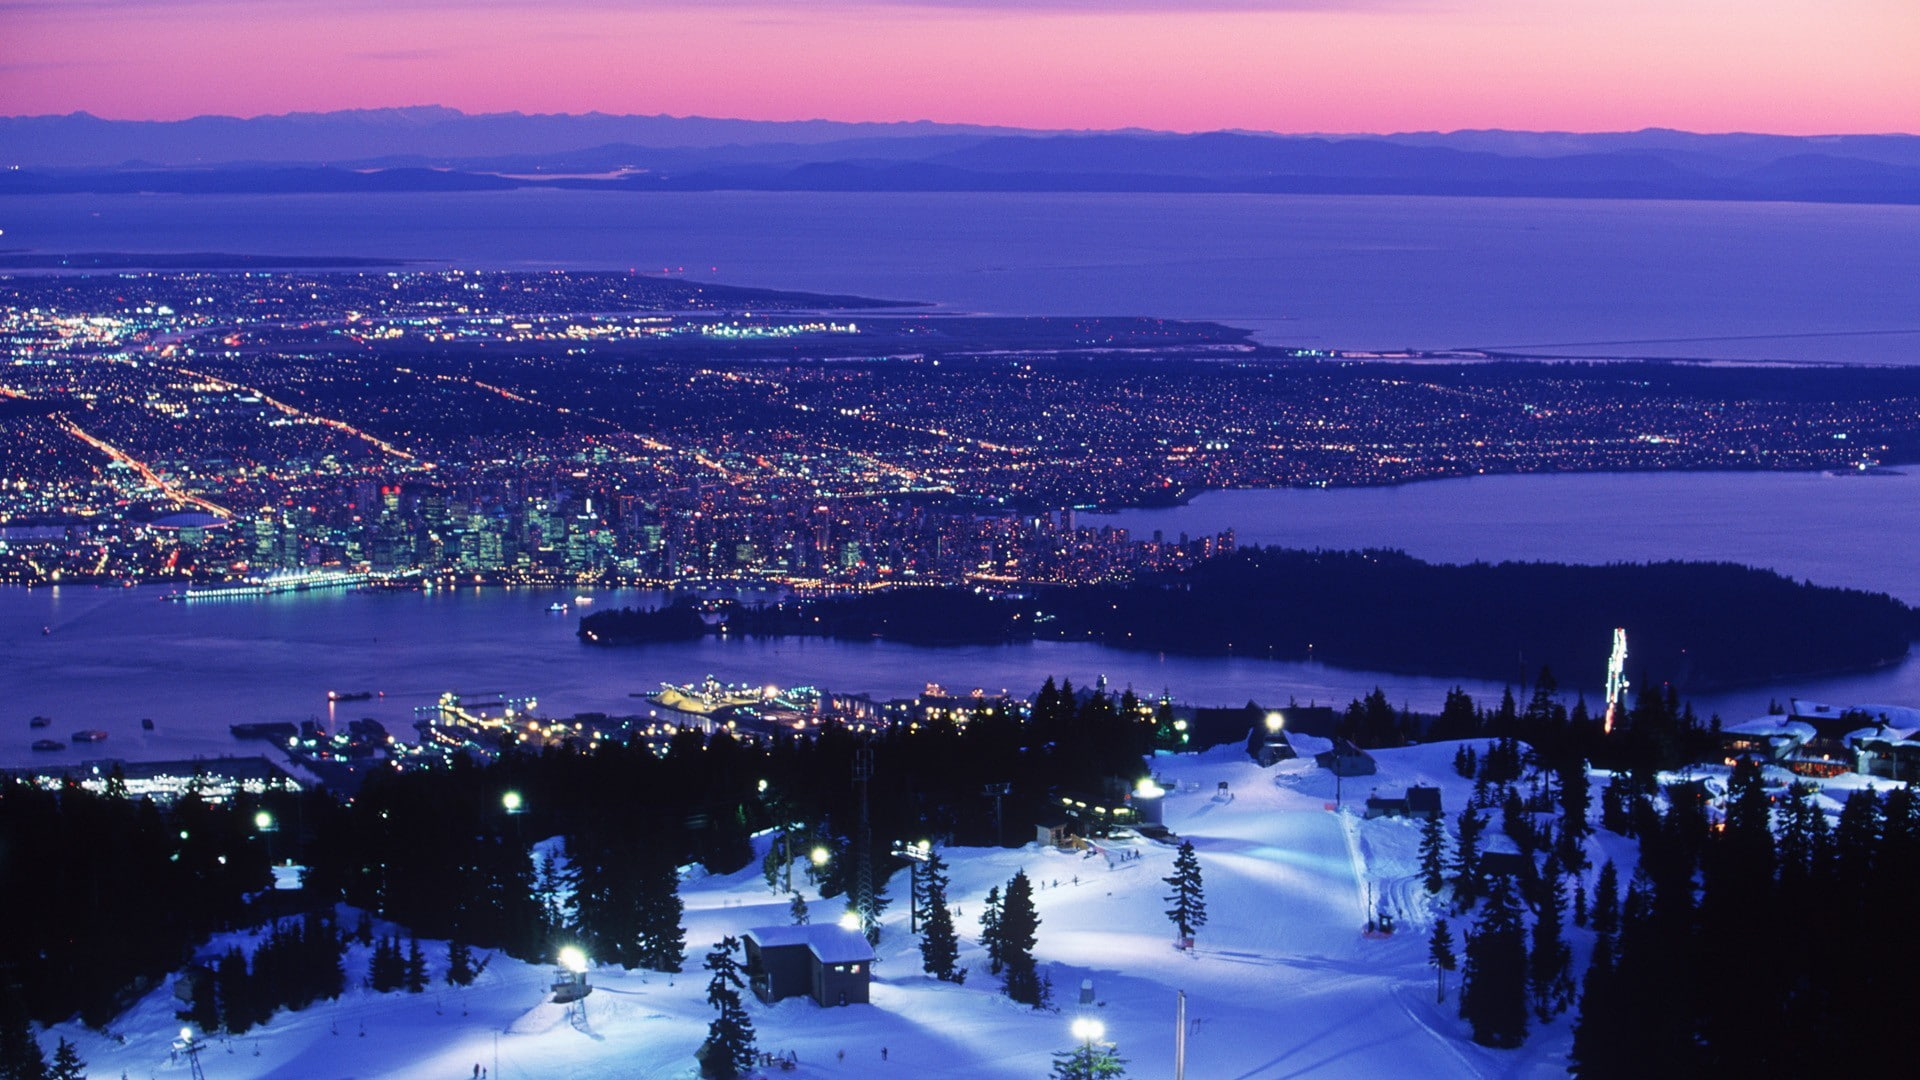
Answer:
745, 924, 874, 965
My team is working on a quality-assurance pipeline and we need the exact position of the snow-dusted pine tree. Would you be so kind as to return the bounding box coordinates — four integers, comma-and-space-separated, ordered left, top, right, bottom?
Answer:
1050, 1038, 1128, 1078
1418, 814, 1448, 894
979, 884, 1005, 975
404, 936, 428, 993
918, 849, 962, 982
698, 937, 756, 1080
48, 1036, 85, 1080
446, 939, 476, 986
999, 871, 1046, 1007
1428, 918, 1457, 1003
1163, 840, 1208, 946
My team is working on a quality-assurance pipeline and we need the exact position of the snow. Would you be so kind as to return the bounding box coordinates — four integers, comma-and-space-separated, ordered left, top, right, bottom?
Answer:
51, 742, 1580, 1079
745, 925, 874, 965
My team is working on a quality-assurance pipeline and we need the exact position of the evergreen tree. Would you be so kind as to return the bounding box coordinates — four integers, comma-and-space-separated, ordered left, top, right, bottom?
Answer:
1162, 841, 1208, 945
999, 871, 1046, 1007
1460, 873, 1528, 1048
1418, 814, 1448, 894
404, 937, 428, 993
369, 935, 405, 993
1554, 761, 1592, 871
0, 977, 47, 1080
636, 860, 686, 973
918, 850, 962, 982
217, 946, 254, 1034
1453, 744, 1478, 780
697, 938, 756, 1080
46, 1039, 81, 1080
446, 940, 476, 987
979, 885, 1006, 975
1453, 807, 1487, 909
1050, 1037, 1128, 1079
1590, 860, 1620, 937
1428, 918, 1457, 1003
1568, 932, 1619, 1077
788, 893, 809, 926
533, 852, 568, 946
1528, 868, 1574, 1020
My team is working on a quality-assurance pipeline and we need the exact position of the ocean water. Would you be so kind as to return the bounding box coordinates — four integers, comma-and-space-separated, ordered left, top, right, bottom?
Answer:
4, 190, 1918, 363
1083, 470, 1920, 604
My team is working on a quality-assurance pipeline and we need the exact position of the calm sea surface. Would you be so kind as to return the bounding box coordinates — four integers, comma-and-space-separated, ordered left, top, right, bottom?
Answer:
1083, 470, 1920, 604
5, 190, 1918, 363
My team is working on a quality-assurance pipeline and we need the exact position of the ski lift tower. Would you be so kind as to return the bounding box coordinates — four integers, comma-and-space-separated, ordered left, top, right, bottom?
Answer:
173, 1027, 208, 1080
853, 749, 878, 943
1602, 628, 1629, 735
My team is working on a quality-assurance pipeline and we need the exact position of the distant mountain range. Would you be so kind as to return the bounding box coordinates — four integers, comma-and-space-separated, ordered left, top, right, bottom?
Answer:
4, 107, 1918, 204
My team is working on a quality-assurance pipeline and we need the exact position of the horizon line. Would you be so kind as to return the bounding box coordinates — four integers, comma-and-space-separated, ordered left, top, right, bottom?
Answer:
8, 105, 1916, 142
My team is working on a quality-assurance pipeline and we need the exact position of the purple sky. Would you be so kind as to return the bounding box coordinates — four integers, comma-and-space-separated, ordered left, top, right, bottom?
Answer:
3, 0, 1916, 132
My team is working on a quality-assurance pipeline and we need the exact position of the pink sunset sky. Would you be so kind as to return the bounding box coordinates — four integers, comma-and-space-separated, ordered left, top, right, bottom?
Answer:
2, 0, 1915, 133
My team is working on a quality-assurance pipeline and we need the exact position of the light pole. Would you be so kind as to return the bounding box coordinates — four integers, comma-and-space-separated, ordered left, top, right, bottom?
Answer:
759, 779, 799, 893
890, 839, 932, 933
503, 789, 525, 847
174, 1027, 207, 1080
255, 808, 278, 867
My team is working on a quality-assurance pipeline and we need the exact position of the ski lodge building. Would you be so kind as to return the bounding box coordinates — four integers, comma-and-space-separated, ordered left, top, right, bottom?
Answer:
742, 924, 873, 1007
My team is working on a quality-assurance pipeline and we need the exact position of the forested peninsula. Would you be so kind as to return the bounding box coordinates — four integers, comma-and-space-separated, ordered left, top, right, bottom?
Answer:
579, 549, 1918, 690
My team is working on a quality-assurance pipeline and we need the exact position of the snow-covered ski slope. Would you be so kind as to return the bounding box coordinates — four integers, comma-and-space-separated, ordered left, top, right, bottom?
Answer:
57, 742, 1573, 1078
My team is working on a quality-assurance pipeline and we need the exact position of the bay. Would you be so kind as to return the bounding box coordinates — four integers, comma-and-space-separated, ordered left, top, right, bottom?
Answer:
5, 190, 1918, 363
0, 583, 1531, 769
1082, 470, 1920, 605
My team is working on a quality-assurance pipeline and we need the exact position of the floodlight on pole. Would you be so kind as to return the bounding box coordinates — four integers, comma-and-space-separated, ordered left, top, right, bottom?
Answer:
811, 845, 831, 866
254, 810, 275, 832
502, 790, 524, 814
1071, 1017, 1105, 1043
174, 1026, 207, 1080
838, 909, 861, 931
1266, 711, 1285, 733
558, 945, 588, 974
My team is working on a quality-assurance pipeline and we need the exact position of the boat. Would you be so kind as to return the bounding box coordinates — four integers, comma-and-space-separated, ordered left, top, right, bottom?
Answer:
548, 602, 569, 613
163, 569, 373, 603
32, 739, 64, 752
29, 715, 51, 729
574, 595, 594, 605
141, 717, 156, 731
327, 690, 374, 703
71, 729, 109, 743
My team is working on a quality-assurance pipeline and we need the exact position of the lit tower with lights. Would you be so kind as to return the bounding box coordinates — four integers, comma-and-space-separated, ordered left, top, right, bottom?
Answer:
852, 748, 878, 943
1602, 628, 1629, 735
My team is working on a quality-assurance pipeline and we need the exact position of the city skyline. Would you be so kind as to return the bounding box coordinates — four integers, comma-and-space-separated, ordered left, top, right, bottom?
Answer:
3, 0, 1916, 134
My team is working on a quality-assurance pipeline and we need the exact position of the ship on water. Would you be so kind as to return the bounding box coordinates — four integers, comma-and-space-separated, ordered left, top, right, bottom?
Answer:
649, 676, 777, 716
164, 569, 372, 602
